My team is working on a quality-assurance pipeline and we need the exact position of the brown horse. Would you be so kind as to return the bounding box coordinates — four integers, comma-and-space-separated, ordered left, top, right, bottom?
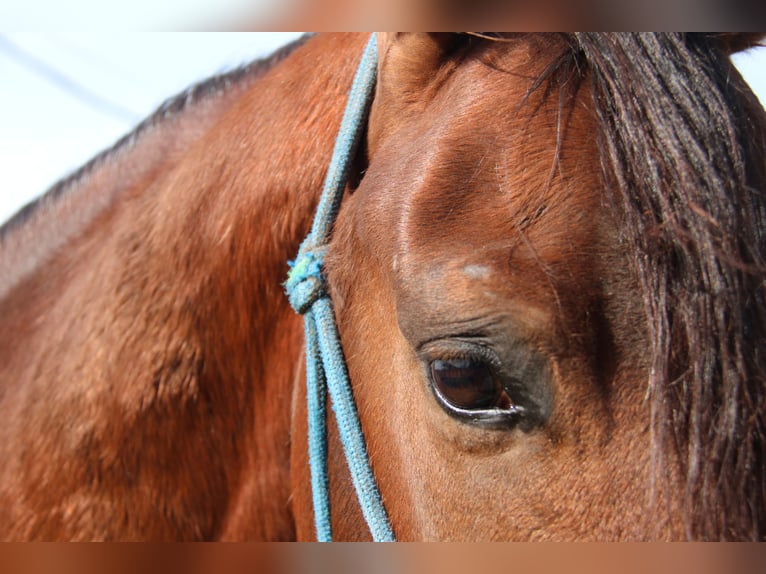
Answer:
0, 33, 764, 541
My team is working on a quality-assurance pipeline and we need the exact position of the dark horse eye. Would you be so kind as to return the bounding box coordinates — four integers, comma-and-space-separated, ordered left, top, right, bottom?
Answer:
430, 358, 510, 411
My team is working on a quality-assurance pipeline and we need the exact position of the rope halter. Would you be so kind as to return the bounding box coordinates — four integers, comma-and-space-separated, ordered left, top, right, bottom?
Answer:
284, 33, 395, 543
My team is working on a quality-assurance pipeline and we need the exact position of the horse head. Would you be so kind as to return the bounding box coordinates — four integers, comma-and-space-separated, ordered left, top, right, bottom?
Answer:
304, 33, 766, 540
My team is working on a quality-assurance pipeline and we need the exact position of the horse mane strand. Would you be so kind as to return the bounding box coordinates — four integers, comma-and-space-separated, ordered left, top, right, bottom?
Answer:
572, 32, 766, 540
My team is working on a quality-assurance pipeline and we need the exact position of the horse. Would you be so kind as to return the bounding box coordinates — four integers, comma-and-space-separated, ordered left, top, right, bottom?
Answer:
0, 32, 764, 541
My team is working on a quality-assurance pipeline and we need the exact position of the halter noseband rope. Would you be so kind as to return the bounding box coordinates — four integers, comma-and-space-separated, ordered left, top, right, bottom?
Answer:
284, 34, 395, 542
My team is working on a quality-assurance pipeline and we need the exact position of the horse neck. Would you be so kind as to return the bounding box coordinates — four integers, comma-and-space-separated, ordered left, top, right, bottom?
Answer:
0, 33, 367, 540
0, 75, 256, 300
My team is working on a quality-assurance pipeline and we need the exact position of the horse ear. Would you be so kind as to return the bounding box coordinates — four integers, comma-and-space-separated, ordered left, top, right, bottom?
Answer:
710, 33, 764, 55
368, 33, 461, 156
375, 33, 459, 86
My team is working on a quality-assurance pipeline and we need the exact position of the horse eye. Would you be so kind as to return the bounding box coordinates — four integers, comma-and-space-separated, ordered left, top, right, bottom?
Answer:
429, 358, 510, 411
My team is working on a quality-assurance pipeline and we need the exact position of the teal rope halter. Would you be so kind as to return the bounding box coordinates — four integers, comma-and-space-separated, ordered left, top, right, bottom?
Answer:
284, 34, 395, 542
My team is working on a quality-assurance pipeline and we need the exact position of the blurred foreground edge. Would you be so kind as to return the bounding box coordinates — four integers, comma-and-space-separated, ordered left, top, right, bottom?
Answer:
228, 0, 766, 31
0, 542, 765, 574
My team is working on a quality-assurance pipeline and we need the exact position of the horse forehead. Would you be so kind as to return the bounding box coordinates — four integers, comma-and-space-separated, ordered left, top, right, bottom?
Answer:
361, 95, 532, 243
360, 124, 516, 276
353, 38, 600, 288
369, 51, 573, 201
360, 99, 582, 268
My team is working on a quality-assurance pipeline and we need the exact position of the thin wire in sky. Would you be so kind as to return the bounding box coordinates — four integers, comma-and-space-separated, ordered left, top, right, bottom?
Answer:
0, 35, 141, 124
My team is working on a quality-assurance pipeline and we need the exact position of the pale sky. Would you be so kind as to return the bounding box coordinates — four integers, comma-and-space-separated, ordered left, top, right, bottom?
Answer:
0, 33, 764, 225
0, 0, 288, 30
0, 33, 304, 224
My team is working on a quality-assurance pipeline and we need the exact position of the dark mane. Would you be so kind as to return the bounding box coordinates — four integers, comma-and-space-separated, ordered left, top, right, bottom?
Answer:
570, 33, 766, 540
0, 33, 312, 241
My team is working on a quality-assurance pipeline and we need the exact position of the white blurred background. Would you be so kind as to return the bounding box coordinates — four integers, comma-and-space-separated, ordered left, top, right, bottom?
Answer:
0, 33, 764, 225
0, 0, 293, 30
0, 33, 304, 224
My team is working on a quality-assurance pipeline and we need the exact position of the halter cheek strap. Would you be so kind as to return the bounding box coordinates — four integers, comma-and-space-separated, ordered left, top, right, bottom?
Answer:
284, 34, 395, 542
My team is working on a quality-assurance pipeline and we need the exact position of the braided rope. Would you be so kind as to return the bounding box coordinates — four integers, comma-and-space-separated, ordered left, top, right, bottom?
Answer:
285, 34, 395, 542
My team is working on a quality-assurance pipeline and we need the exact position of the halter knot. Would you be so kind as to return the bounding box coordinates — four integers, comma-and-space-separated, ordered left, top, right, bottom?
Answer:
286, 247, 327, 315
283, 34, 394, 542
